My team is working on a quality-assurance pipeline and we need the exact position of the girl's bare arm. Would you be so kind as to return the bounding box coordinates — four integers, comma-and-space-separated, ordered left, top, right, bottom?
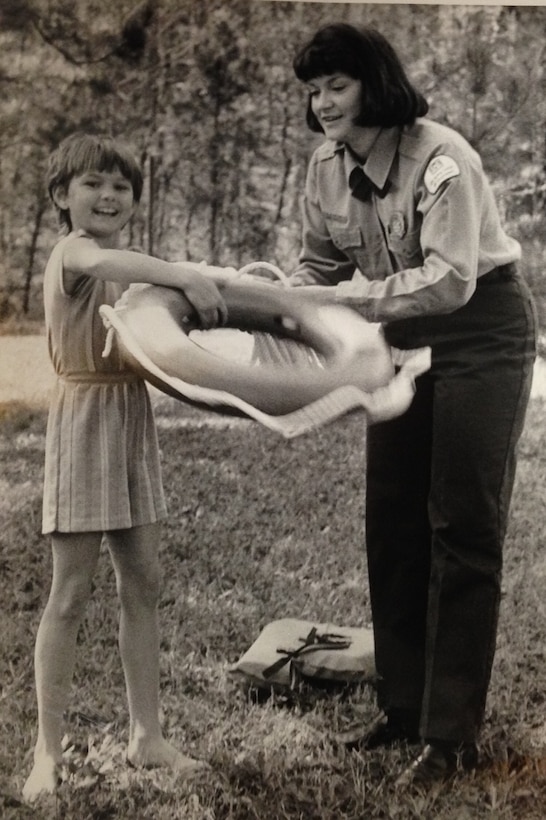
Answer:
62, 236, 229, 327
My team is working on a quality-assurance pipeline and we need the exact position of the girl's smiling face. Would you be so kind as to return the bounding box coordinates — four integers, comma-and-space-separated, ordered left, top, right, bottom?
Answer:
53, 167, 136, 245
307, 73, 363, 144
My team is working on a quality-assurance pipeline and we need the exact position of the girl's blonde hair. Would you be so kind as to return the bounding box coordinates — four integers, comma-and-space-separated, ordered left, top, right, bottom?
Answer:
47, 132, 144, 231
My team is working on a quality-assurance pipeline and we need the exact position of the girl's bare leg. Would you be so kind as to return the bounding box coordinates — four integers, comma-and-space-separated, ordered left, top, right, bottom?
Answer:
107, 524, 207, 775
23, 532, 102, 802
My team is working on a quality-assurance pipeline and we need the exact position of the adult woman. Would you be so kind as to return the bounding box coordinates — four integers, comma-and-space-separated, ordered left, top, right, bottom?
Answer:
290, 23, 536, 787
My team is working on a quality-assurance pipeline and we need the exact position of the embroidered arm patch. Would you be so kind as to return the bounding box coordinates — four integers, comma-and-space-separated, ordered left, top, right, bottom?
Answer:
424, 155, 460, 195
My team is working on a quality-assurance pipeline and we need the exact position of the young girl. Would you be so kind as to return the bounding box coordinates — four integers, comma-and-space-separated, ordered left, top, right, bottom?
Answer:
289, 24, 536, 787
23, 133, 229, 802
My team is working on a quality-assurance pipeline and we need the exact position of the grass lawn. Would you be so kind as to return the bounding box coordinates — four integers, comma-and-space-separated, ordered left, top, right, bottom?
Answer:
0, 395, 545, 819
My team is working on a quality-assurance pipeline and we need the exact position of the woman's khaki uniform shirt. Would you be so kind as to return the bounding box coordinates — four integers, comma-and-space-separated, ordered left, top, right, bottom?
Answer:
293, 118, 520, 323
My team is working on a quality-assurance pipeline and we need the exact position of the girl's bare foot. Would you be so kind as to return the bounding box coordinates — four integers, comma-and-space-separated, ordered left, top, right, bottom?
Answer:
127, 737, 209, 777
22, 756, 61, 803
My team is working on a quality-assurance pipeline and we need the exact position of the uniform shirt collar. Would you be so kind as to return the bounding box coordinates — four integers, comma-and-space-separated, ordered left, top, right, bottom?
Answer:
335, 127, 400, 195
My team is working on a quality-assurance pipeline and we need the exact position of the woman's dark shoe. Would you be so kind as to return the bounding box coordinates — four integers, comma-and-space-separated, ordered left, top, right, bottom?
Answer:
334, 709, 420, 751
395, 741, 479, 789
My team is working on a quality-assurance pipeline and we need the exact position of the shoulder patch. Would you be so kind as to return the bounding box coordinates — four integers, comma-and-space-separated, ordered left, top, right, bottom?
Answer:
424, 155, 460, 195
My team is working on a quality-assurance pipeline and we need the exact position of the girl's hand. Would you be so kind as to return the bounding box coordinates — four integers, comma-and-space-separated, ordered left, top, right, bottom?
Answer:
173, 267, 228, 329
189, 263, 239, 288
203, 264, 239, 286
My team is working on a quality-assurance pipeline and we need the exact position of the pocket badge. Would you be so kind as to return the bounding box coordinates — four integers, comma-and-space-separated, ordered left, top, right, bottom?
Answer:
388, 211, 406, 239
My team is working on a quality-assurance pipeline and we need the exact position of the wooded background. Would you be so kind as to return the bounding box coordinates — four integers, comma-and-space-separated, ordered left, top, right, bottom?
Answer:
1, 0, 545, 329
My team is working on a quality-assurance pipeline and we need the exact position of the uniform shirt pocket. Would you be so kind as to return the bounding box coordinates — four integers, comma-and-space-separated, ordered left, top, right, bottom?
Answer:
328, 225, 364, 251
328, 224, 389, 279
386, 228, 423, 268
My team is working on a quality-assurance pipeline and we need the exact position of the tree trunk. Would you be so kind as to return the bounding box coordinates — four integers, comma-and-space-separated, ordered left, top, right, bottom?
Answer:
22, 192, 47, 314
208, 99, 222, 265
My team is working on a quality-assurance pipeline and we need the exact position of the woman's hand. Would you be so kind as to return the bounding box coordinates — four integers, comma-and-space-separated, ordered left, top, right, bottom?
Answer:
291, 284, 337, 303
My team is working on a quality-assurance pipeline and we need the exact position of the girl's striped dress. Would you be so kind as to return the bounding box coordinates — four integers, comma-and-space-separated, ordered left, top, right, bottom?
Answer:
42, 232, 167, 534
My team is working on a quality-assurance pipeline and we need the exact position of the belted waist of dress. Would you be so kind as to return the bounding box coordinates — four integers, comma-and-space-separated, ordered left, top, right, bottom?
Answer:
59, 372, 141, 384
477, 262, 518, 285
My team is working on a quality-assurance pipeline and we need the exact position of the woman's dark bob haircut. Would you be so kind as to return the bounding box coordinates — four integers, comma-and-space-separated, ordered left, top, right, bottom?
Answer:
293, 23, 429, 132
47, 132, 144, 231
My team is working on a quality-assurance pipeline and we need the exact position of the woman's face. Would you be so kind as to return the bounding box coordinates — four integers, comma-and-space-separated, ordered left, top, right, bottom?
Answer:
306, 73, 363, 143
